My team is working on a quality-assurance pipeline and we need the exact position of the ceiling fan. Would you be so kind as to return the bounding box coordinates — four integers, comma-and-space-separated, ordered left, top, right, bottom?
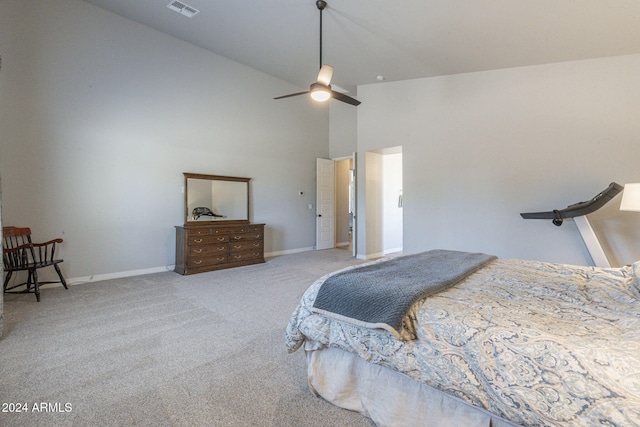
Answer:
274, 0, 361, 106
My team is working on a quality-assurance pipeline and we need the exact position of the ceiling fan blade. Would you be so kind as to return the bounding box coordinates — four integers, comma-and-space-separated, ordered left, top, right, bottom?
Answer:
316, 65, 333, 86
274, 91, 310, 100
330, 90, 361, 106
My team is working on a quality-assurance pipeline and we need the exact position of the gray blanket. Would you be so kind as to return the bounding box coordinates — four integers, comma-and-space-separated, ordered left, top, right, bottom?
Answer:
312, 249, 496, 338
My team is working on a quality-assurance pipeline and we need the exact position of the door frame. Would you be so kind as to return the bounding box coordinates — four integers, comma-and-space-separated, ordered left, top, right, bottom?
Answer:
316, 154, 357, 255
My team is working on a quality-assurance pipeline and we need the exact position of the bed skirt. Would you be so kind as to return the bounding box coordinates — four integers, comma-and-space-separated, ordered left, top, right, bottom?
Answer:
306, 344, 521, 427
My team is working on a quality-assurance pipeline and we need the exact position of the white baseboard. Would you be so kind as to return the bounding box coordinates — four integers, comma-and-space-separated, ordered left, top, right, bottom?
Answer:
356, 252, 384, 260
59, 246, 325, 287
357, 248, 403, 260
265, 247, 314, 258
66, 265, 175, 286
384, 247, 403, 255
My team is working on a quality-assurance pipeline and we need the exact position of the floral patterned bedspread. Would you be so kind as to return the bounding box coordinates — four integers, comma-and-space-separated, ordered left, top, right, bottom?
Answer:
285, 257, 640, 426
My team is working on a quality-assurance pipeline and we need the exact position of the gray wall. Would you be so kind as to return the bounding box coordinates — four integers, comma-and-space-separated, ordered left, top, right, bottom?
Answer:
3, 0, 639, 288
357, 54, 640, 266
329, 100, 358, 159
0, 0, 329, 282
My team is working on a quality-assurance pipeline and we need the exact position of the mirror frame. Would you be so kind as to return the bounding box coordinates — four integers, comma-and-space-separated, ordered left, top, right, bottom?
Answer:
183, 173, 251, 225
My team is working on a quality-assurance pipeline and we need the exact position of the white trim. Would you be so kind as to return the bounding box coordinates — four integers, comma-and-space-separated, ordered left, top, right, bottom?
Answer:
66, 265, 175, 287
265, 247, 314, 258
360, 251, 385, 260
356, 249, 402, 261
384, 247, 403, 255
332, 155, 354, 161
50, 246, 318, 287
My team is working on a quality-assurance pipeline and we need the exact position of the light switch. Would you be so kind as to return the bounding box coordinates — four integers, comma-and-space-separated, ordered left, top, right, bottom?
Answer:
308, 204, 313, 210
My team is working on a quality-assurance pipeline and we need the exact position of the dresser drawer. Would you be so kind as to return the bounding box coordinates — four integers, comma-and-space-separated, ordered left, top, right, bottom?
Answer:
229, 232, 263, 242
209, 226, 250, 235
230, 240, 263, 252
187, 227, 215, 237
189, 244, 228, 256
188, 235, 229, 245
244, 225, 263, 233
229, 250, 263, 262
188, 254, 228, 268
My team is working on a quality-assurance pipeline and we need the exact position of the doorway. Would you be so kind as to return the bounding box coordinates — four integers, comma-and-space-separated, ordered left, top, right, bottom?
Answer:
365, 147, 403, 258
315, 155, 357, 256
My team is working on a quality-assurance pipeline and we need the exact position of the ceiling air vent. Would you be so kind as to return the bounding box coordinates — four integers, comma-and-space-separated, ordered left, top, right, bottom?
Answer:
167, 1, 200, 18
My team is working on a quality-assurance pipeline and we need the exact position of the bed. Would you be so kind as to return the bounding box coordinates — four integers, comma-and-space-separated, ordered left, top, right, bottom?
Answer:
285, 250, 640, 427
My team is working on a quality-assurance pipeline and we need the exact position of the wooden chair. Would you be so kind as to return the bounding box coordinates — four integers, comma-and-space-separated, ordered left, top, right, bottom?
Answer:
2, 226, 68, 301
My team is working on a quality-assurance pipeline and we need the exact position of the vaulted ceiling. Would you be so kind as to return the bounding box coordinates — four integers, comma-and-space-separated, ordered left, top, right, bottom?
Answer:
84, 0, 640, 94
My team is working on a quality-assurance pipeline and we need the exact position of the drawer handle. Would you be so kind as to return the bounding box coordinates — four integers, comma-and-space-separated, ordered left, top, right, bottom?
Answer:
193, 260, 202, 265
233, 236, 242, 240
218, 247, 226, 251
234, 255, 242, 259
194, 249, 203, 253
217, 257, 225, 261
253, 243, 260, 247
253, 235, 261, 238
233, 245, 241, 249
194, 238, 203, 243
217, 237, 226, 241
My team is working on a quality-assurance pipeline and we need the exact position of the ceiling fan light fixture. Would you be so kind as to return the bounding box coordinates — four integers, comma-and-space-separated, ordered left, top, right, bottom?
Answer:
310, 91, 331, 102
310, 83, 331, 102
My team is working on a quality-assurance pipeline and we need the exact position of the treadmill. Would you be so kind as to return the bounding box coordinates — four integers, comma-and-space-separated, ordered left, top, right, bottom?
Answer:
520, 182, 623, 267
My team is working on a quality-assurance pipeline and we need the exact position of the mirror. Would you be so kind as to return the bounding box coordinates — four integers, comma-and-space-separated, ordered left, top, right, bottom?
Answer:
184, 173, 250, 224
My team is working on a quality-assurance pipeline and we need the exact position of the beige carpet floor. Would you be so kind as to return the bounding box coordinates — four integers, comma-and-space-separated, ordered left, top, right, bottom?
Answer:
0, 249, 373, 427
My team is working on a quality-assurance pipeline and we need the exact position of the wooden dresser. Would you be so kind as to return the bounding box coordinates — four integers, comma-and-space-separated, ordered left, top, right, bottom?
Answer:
175, 223, 265, 275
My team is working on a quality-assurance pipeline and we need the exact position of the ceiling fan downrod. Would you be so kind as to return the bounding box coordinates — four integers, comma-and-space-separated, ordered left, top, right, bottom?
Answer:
317, 0, 326, 69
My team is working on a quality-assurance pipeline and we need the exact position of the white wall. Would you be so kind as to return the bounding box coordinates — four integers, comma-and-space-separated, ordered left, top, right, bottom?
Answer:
357, 54, 640, 266
0, 0, 329, 281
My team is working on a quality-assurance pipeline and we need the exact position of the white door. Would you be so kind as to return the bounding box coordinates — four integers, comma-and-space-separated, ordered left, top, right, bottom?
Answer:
316, 158, 335, 250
